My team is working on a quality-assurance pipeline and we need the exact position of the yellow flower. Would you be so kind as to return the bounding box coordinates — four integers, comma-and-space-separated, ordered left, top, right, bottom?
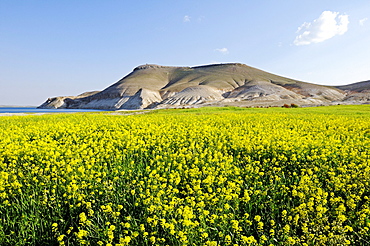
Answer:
75, 229, 88, 239
287, 237, 296, 245
254, 215, 261, 222
257, 222, 264, 230
57, 235, 65, 241
79, 212, 87, 224
283, 224, 290, 234
225, 235, 232, 244
206, 241, 218, 246
52, 223, 58, 232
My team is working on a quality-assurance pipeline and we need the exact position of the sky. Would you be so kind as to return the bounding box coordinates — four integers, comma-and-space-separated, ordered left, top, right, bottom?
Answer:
1, 0, 370, 106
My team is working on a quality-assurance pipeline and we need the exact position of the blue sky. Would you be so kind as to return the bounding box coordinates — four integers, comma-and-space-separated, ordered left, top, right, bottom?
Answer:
1, 0, 370, 106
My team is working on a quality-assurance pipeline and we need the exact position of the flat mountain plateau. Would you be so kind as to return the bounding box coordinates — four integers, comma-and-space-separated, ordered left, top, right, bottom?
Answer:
39, 63, 370, 110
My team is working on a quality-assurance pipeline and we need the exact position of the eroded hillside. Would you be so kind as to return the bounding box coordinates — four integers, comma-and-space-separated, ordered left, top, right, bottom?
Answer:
39, 63, 370, 109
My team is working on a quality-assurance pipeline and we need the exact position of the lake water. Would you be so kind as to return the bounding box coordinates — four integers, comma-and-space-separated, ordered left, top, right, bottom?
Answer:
0, 107, 108, 113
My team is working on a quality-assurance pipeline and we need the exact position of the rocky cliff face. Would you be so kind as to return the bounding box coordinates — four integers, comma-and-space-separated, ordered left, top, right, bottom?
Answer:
38, 63, 370, 110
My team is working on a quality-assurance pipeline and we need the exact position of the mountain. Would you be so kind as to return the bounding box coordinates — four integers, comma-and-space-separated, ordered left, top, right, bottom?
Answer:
38, 63, 370, 109
335, 80, 370, 102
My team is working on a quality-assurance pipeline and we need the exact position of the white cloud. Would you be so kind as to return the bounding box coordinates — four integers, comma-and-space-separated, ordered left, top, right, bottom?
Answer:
359, 18, 368, 26
294, 11, 349, 46
215, 48, 229, 54
183, 15, 191, 22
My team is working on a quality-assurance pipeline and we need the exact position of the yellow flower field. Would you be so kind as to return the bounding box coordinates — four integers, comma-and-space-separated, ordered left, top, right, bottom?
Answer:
0, 106, 369, 245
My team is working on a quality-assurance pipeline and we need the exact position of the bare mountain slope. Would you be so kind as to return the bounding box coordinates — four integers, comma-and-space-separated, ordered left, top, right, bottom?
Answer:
336, 80, 370, 92
38, 91, 100, 109
39, 63, 369, 109
334, 81, 370, 102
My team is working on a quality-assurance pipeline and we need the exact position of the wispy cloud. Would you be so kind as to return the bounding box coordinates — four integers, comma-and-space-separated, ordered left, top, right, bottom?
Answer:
197, 16, 205, 23
294, 11, 349, 46
215, 48, 229, 54
183, 15, 191, 22
359, 17, 368, 26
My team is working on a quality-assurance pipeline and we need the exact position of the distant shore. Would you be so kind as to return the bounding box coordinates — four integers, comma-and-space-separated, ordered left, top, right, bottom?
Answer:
0, 113, 46, 116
